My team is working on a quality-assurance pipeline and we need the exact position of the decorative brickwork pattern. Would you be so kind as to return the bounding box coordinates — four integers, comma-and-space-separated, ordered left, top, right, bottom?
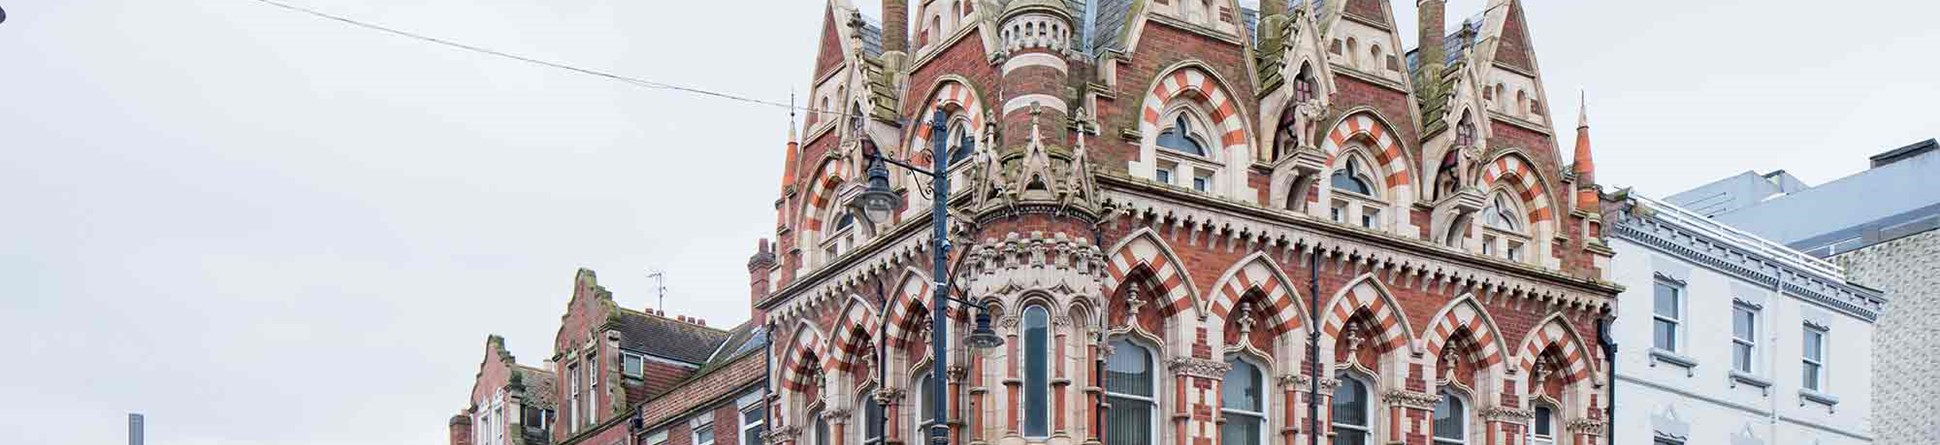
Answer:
1837, 229, 1940, 444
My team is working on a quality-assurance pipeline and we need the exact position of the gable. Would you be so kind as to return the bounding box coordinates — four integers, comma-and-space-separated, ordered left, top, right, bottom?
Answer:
1494, 2, 1535, 72
813, 5, 847, 80
1341, 0, 1388, 27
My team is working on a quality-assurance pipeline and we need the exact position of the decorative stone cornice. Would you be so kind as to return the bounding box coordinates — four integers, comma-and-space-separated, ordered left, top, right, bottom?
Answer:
1380, 389, 1441, 410
1099, 185, 1620, 312
1480, 406, 1533, 423
1606, 194, 1885, 321
961, 231, 1108, 299
1167, 357, 1232, 379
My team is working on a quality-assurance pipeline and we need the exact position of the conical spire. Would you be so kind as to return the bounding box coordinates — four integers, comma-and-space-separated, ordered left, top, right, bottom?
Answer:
1573, 90, 1599, 213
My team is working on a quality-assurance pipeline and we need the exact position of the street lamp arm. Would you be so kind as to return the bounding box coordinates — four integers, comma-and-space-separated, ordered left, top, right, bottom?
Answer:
869, 151, 936, 177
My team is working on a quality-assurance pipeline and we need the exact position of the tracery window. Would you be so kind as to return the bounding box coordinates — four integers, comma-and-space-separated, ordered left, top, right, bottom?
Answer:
1431, 391, 1466, 445
1331, 375, 1372, 445
1478, 191, 1528, 262
1022, 306, 1051, 437
1220, 359, 1265, 445
1329, 155, 1385, 230
1455, 113, 1476, 147
1105, 338, 1156, 445
1295, 67, 1316, 103
1153, 111, 1221, 193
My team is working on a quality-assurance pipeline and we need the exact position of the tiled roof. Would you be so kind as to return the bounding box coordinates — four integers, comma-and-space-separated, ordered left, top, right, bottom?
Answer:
616, 310, 731, 364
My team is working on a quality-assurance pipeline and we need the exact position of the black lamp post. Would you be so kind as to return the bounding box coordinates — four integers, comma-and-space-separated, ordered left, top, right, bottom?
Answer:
851, 109, 1003, 445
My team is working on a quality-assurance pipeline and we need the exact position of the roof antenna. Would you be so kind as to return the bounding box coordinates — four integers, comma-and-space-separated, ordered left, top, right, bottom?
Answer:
644, 269, 668, 314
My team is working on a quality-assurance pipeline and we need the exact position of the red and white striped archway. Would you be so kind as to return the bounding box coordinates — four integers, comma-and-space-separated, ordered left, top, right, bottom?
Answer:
1206, 253, 1307, 336
1103, 228, 1200, 319
1319, 111, 1415, 200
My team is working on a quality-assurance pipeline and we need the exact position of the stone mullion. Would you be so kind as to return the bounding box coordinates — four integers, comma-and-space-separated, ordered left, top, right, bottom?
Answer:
1053, 319, 1070, 435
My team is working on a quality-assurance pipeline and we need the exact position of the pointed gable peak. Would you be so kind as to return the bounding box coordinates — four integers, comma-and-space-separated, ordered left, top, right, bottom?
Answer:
1491, 0, 1536, 72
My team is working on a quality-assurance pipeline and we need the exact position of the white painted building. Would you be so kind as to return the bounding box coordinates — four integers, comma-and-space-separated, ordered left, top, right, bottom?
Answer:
1603, 193, 1887, 445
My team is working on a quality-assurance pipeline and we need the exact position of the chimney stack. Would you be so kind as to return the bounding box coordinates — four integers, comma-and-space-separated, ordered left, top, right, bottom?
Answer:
1262, 0, 1286, 17
747, 239, 777, 326
1418, 0, 1447, 74
882, 0, 908, 54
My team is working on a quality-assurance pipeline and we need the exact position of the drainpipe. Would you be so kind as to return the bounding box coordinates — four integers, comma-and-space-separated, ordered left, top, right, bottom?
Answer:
1596, 314, 1616, 445
1307, 246, 1322, 445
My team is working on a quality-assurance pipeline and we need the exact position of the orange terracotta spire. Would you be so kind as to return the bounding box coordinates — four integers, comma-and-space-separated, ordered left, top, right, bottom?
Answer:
1573, 90, 1599, 212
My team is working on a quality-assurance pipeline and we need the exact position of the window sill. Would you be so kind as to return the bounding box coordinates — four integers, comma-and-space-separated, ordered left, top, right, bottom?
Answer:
1799, 388, 1840, 410
1727, 370, 1772, 395
1648, 348, 1698, 376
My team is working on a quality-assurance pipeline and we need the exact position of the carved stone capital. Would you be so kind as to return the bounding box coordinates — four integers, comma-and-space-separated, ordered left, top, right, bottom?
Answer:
947, 365, 971, 382
1315, 377, 1343, 393
1380, 389, 1441, 410
764, 425, 801, 443
1167, 357, 1232, 379
1277, 373, 1308, 387
875, 387, 907, 404
1567, 418, 1609, 435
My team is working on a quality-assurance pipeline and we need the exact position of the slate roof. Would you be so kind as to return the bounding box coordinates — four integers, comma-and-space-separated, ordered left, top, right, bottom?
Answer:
616, 309, 732, 364
515, 365, 557, 409
1080, 0, 1136, 54
859, 15, 885, 57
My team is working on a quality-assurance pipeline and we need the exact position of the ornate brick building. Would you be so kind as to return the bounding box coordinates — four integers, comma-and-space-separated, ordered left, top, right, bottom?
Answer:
755, 1, 1621, 445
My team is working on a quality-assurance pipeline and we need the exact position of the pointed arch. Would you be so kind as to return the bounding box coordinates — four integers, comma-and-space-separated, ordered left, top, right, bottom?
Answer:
825, 295, 882, 374
780, 321, 830, 392
906, 77, 989, 166
1513, 313, 1596, 384
1479, 151, 1556, 225
801, 157, 855, 233
1206, 252, 1308, 336
1319, 109, 1416, 200
1139, 63, 1250, 154
1318, 273, 1416, 353
1422, 295, 1508, 369
883, 268, 933, 349
1104, 228, 1201, 318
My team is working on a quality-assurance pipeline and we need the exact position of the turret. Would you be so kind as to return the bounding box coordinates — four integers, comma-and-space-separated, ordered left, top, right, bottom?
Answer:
1573, 93, 1598, 211
997, 0, 1073, 149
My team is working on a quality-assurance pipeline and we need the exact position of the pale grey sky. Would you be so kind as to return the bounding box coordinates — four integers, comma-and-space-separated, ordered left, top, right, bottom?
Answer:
1, 1, 1934, 444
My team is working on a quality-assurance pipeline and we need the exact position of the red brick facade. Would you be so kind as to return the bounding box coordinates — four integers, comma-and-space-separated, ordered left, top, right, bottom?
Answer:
759, 2, 1616, 445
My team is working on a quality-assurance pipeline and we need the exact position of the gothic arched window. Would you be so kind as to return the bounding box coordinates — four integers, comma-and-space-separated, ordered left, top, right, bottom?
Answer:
1157, 114, 1209, 156
1220, 359, 1265, 445
914, 373, 939, 439
812, 410, 830, 445
1106, 338, 1156, 445
861, 385, 883, 445
1432, 391, 1467, 445
1022, 305, 1051, 437
948, 118, 976, 163
1295, 67, 1316, 103
1455, 113, 1476, 147
1479, 190, 1529, 262
1332, 376, 1372, 445
1329, 155, 1386, 230
1530, 404, 1557, 445
1152, 109, 1222, 193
